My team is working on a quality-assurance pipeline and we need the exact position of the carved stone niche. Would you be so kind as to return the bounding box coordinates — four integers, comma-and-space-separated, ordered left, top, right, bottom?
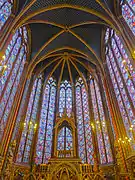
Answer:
54, 110, 76, 158
126, 152, 135, 179
49, 161, 80, 180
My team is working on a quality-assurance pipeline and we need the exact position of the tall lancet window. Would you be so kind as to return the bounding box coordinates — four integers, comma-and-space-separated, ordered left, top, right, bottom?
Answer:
59, 80, 72, 117
17, 77, 42, 163
0, 27, 28, 140
121, 0, 135, 35
75, 78, 94, 164
90, 78, 113, 164
105, 29, 135, 149
36, 77, 56, 164
0, 0, 13, 30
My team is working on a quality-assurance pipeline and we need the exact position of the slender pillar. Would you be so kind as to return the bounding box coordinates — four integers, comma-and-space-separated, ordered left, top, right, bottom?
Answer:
72, 83, 79, 158
97, 71, 116, 163
51, 82, 59, 157
103, 63, 129, 172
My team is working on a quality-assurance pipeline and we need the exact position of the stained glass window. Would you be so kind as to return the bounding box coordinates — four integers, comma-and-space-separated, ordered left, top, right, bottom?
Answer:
57, 126, 73, 155
105, 29, 135, 149
0, 27, 28, 141
17, 77, 42, 163
35, 77, 56, 164
90, 79, 113, 164
75, 77, 94, 164
121, 0, 135, 35
0, 0, 13, 30
12, 80, 30, 140
59, 80, 72, 117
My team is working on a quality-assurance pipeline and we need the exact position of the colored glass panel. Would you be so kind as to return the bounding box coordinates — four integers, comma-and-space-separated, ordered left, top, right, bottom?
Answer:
0, 0, 13, 30
90, 80, 113, 164
105, 28, 110, 44
12, 80, 30, 140
17, 78, 42, 163
106, 54, 135, 149
59, 80, 72, 117
35, 77, 56, 164
76, 78, 94, 164
76, 86, 86, 163
105, 28, 135, 149
57, 127, 73, 151
121, 0, 135, 35
0, 27, 27, 141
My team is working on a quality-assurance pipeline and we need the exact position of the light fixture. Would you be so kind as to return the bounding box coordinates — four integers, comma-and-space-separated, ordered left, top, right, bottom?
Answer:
0, 64, 7, 76
122, 59, 126, 64
34, 124, 37, 129
129, 127, 133, 131
2, 55, 5, 60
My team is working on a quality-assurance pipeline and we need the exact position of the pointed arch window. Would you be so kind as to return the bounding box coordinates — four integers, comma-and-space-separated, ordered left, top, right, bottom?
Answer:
59, 80, 72, 117
36, 77, 56, 164
57, 127, 73, 152
121, 0, 135, 35
90, 78, 113, 164
17, 77, 42, 163
0, 0, 13, 30
75, 78, 94, 164
105, 29, 135, 149
0, 27, 28, 140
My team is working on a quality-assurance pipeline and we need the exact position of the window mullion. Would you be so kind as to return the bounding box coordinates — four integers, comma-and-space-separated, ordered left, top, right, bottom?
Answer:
64, 127, 66, 150
42, 84, 51, 163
